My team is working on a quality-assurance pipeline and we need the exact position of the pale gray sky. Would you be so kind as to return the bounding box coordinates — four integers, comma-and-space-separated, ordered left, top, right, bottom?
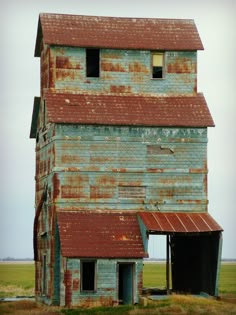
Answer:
0, 0, 235, 258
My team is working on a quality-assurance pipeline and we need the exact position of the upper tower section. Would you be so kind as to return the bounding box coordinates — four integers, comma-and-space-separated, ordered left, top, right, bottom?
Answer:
34, 13, 203, 96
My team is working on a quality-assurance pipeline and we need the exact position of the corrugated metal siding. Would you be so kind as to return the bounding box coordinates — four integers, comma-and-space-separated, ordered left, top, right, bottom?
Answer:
49, 47, 198, 96
51, 125, 208, 212
64, 258, 143, 307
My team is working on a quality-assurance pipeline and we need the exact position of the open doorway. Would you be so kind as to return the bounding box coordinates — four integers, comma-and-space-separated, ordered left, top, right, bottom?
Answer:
145, 234, 172, 294
118, 263, 134, 304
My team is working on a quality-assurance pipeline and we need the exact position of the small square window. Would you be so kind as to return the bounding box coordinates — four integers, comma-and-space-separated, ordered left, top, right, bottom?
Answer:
81, 260, 96, 292
86, 49, 100, 77
152, 52, 164, 79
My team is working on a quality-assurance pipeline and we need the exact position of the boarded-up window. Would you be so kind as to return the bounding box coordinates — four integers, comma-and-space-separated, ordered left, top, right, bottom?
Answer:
119, 186, 146, 199
152, 52, 164, 78
147, 145, 174, 155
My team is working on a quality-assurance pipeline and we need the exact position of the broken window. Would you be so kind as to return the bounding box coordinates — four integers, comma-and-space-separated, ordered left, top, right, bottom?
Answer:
81, 260, 96, 292
86, 49, 100, 77
152, 52, 164, 78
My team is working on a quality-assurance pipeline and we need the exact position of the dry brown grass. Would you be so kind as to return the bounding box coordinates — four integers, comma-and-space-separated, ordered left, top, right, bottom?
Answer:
0, 284, 34, 298
0, 300, 61, 315
129, 295, 236, 315
1, 295, 236, 315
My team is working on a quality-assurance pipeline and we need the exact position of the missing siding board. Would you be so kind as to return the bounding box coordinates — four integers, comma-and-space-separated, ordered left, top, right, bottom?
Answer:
147, 145, 174, 155
119, 186, 146, 199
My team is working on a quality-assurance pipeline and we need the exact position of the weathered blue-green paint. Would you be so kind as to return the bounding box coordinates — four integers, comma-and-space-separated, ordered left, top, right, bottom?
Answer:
64, 258, 143, 306
47, 125, 208, 212
32, 16, 222, 306
50, 47, 197, 95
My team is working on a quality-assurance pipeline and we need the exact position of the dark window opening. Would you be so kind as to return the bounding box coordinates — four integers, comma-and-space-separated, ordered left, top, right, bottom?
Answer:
81, 261, 96, 291
152, 52, 164, 79
86, 49, 100, 77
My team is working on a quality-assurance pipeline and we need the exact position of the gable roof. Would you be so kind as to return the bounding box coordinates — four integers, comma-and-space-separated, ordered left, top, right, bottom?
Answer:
35, 13, 203, 56
43, 92, 214, 127
57, 211, 147, 258
138, 212, 223, 234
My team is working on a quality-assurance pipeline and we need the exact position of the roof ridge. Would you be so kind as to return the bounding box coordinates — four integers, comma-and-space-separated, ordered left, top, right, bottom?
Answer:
35, 13, 203, 56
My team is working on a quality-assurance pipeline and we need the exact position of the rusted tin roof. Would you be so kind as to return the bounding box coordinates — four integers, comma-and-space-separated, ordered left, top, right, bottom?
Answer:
138, 212, 223, 234
35, 13, 203, 56
57, 211, 147, 258
43, 92, 214, 128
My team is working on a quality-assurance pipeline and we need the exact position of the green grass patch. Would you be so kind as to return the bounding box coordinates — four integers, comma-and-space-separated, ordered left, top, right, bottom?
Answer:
0, 262, 235, 299
0, 264, 34, 297
219, 263, 236, 294
143, 263, 166, 288
143, 262, 236, 294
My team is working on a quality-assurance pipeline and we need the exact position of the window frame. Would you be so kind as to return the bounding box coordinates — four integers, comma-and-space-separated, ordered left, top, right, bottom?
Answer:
86, 48, 100, 78
80, 260, 97, 293
151, 51, 165, 79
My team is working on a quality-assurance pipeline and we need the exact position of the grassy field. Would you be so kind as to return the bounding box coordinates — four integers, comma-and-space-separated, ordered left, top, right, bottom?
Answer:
0, 262, 236, 315
0, 262, 236, 297
143, 262, 236, 294
0, 263, 34, 298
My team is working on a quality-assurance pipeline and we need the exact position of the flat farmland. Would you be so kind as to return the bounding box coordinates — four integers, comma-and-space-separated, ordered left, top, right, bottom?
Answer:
0, 262, 236, 315
0, 261, 235, 297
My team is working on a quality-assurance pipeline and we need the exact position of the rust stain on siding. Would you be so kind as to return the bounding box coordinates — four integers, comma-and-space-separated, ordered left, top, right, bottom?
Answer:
64, 270, 72, 306
129, 62, 148, 73
61, 154, 83, 164
56, 56, 81, 69
168, 58, 196, 73
56, 69, 75, 80
49, 50, 55, 88
110, 85, 132, 93
73, 278, 80, 291
101, 62, 126, 72
52, 173, 60, 200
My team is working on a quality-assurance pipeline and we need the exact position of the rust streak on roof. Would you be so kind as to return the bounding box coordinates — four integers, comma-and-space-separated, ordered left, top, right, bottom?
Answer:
35, 13, 203, 56
44, 92, 214, 127
57, 211, 147, 258
138, 212, 223, 233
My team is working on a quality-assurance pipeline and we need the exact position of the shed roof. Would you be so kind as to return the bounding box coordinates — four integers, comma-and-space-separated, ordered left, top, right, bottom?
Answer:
35, 13, 203, 56
57, 211, 147, 258
138, 212, 223, 234
41, 92, 214, 128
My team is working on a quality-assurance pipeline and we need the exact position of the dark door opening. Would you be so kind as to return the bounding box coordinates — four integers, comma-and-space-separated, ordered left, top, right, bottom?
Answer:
118, 263, 134, 304
171, 233, 221, 295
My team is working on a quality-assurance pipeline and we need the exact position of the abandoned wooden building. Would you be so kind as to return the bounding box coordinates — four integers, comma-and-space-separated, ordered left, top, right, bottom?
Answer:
30, 13, 223, 306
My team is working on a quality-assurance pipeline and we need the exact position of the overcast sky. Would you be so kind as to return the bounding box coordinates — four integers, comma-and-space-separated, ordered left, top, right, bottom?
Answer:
0, 0, 235, 259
